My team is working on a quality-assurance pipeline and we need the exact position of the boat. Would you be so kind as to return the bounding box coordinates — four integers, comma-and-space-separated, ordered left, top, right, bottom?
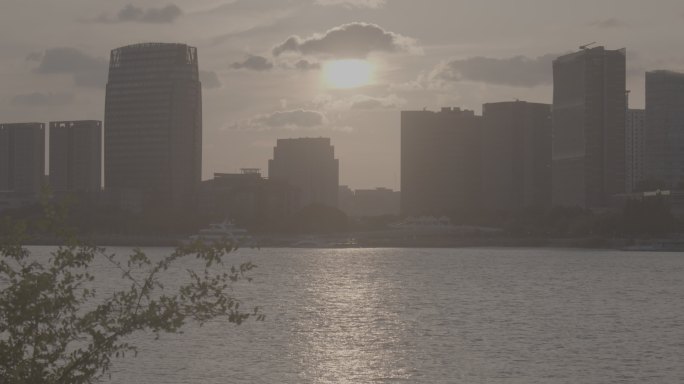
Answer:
187, 220, 253, 246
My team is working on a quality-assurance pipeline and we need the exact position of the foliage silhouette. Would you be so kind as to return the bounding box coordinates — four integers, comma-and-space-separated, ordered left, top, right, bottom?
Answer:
0, 202, 263, 383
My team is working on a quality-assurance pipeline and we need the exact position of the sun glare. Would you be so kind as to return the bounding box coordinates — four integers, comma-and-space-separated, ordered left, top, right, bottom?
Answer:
323, 59, 374, 89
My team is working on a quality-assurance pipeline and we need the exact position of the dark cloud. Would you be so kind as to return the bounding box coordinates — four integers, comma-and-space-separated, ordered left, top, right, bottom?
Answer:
25, 52, 42, 61
200, 70, 222, 89
294, 59, 321, 71
33, 47, 108, 88
95, 4, 182, 23
11, 92, 74, 107
272, 22, 418, 58
255, 109, 326, 128
230, 55, 274, 71
432, 54, 559, 88
588, 18, 628, 28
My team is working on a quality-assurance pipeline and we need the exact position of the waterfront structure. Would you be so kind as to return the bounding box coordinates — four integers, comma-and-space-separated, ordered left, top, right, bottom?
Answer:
49, 120, 102, 193
625, 109, 645, 192
552, 46, 627, 208
0, 122, 45, 195
104, 43, 202, 212
401, 107, 483, 217
645, 70, 684, 189
482, 101, 552, 212
268, 137, 339, 208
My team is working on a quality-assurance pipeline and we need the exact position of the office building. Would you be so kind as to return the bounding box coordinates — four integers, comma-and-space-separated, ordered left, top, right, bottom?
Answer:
401, 107, 483, 217
482, 101, 552, 212
49, 120, 102, 193
552, 46, 626, 208
104, 43, 202, 212
0, 122, 45, 195
625, 109, 645, 192
268, 138, 339, 208
645, 70, 684, 189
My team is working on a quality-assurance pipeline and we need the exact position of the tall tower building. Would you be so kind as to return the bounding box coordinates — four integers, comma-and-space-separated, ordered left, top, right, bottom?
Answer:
645, 70, 684, 189
625, 109, 645, 192
401, 107, 482, 217
0, 123, 45, 195
482, 101, 552, 212
104, 43, 202, 212
552, 46, 626, 208
268, 138, 339, 208
49, 120, 102, 193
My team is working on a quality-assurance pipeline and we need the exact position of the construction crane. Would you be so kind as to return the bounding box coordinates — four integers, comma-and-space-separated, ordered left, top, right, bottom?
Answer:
579, 42, 596, 50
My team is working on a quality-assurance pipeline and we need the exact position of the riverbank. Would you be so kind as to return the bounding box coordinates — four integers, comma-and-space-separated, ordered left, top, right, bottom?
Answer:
23, 232, 684, 251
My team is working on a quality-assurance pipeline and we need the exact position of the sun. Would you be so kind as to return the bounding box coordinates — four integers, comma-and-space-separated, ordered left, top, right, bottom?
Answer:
323, 59, 374, 89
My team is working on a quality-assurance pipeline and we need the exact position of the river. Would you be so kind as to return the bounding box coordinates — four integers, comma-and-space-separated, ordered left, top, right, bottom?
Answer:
28, 246, 684, 383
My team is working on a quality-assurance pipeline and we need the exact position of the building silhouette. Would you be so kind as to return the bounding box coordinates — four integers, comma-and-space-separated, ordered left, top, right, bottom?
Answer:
645, 70, 684, 190
0, 123, 45, 195
104, 43, 202, 212
482, 101, 552, 212
625, 109, 645, 192
338, 185, 400, 217
49, 120, 102, 194
268, 137, 339, 208
401, 107, 482, 217
552, 46, 626, 208
199, 169, 301, 230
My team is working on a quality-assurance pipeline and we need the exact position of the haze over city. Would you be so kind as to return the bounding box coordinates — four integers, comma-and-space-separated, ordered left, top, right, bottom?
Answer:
3, 0, 684, 189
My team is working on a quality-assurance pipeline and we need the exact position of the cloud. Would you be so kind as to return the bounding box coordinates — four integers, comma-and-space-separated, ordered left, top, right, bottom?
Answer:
272, 22, 419, 58
33, 47, 108, 88
430, 54, 559, 88
315, 94, 406, 110
96, 4, 183, 23
314, 0, 386, 8
294, 59, 321, 71
256, 109, 326, 128
588, 18, 628, 28
11, 92, 75, 107
200, 70, 222, 88
230, 55, 274, 71
232, 109, 327, 130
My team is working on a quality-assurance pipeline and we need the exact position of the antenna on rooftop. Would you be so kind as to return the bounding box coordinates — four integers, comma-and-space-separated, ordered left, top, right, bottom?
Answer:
579, 42, 596, 50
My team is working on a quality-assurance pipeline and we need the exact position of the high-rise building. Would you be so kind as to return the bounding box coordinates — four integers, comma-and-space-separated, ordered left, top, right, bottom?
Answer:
268, 137, 339, 208
645, 70, 684, 189
552, 46, 626, 208
0, 123, 45, 195
482, 101, 552, 212
401, 107, 482, 217
49, 120, 102, 193
625, 109, 645, 192
104, 43, 202, 212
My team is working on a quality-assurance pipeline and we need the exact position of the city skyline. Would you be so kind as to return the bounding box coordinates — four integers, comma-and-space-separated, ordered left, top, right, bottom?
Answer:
2, 0, 684, 190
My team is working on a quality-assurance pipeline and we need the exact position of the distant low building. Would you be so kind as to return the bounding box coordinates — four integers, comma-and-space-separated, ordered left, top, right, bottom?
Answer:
268, 138, 339, 208
339, 187, 400, 217
199, 169, 300, 230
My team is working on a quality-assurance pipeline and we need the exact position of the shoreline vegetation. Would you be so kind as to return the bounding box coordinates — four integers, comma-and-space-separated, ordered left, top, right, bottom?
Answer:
22, 232, 684, 251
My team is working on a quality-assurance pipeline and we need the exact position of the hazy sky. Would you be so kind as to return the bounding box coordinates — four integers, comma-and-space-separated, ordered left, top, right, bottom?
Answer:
2, 0, 683, 189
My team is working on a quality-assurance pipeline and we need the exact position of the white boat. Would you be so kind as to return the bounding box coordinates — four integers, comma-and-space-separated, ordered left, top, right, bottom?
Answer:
187, 220, 252, 246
